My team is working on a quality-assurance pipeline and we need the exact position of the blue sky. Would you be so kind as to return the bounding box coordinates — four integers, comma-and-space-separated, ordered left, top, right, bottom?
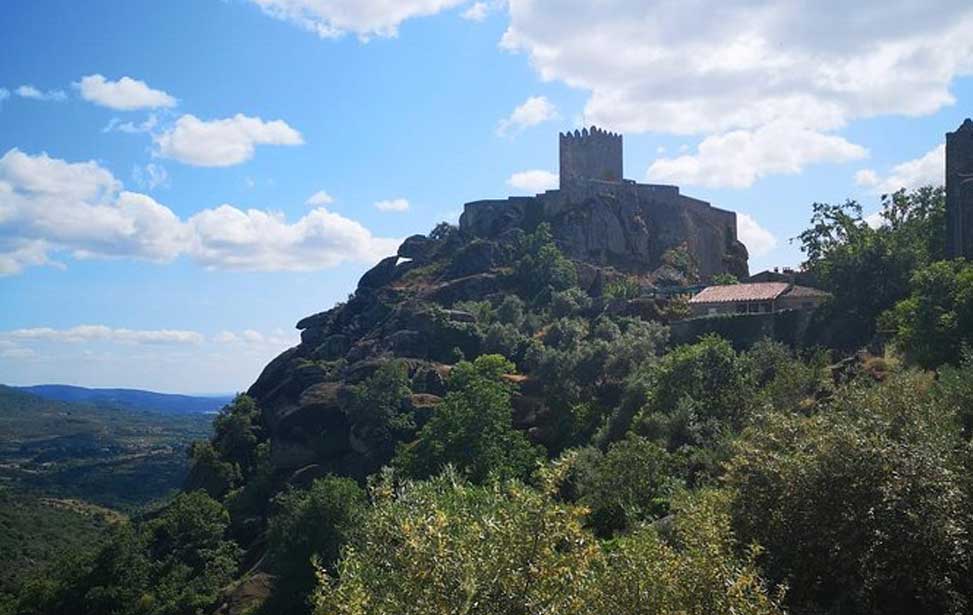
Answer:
1, 0, 971, 392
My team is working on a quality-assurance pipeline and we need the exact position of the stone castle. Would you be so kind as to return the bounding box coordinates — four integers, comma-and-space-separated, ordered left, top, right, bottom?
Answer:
947, 118, 973, 260
459, 126, 749, 281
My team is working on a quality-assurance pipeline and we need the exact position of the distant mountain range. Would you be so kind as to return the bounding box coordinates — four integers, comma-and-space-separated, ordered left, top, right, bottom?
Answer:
13, 384, 235, 415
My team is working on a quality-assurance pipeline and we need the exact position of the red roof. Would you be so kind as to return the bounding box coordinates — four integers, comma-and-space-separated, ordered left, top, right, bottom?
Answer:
689, 282, 790, 304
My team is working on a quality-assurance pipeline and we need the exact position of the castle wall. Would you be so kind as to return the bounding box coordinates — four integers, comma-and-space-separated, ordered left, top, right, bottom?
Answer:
946, 119, 973, 260
559, 127, 623, 189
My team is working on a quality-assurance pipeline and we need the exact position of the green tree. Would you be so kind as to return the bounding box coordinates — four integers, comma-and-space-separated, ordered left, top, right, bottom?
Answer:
727, 371, 971, 615
883, 259, 973, 368
514, 223, 578, 300
345, 361, 414, 461
568, 433, 677, 536
188, 394, 265, 499
617, 335, 752, 447
394, 355, 541, 482
264, 477, 366, 614
711, 272, 739, 285
796, 187, 945, 349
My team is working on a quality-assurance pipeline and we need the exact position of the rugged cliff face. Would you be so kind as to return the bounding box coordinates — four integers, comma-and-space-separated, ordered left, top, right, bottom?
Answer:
460, 181, 749, 280
236, 185, 749, 487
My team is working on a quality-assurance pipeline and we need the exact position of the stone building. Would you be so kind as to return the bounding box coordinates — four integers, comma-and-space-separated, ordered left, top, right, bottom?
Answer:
688, 282, 830, 317
559, 127, 623, 189
946, 118, 973, 260
459, 127, 750, 280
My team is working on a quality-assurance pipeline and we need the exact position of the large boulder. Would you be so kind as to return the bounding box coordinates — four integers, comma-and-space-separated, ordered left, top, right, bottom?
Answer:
358, 255, 400, 289
398, 234, 434, 260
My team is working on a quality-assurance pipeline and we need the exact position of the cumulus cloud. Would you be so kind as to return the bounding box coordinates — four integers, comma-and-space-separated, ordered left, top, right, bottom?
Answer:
502, 2, 973, 135
646, 121, 867, 188
15, 85, 66, 102
374, 198, 410, 212
188, 204, 399, 270
154, 114, 303, 167
305, 190, 335, 206
500, 1, 973, 184
497, 96, 558, 136
248, 0, 465, 40
0, 89, 8, 105
855, 144, 945, 194
0, 148, 398, 275
462, 2, 490, 21
736, 212, 778, 257
5, 325, 203, 345
77, 74, 177, 110
507, 169, 558, 192
0, 148, 186, 274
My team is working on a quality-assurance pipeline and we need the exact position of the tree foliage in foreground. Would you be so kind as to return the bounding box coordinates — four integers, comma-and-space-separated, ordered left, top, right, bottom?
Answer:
313, 466, 784, 615
727, 371, 973, 615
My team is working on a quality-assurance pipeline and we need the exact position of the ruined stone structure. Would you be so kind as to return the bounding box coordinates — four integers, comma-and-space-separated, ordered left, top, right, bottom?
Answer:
460, 126, 749, 280
559, 127, 623, 189
946, 118, 973, 260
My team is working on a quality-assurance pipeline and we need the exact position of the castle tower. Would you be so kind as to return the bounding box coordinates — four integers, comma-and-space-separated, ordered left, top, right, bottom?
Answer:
947, 118, 973, 259
559, 126, 623, 190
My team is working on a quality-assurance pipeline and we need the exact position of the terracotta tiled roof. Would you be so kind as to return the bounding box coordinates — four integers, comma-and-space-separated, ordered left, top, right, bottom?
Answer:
689, 282, 790, 304
782, 284, 831, 298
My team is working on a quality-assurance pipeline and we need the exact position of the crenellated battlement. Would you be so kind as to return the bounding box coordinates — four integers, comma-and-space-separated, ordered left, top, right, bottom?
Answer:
559, 125, 623, 189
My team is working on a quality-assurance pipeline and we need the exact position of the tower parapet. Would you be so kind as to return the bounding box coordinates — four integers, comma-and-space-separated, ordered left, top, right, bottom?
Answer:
559, 126, 623, 190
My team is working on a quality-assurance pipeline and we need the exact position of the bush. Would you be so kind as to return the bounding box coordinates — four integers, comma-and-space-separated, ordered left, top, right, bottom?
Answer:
567, 433, 678, 536
726, 371, 972, 615
313, 469, 784, 615
265, 477, 366, 614
883, 259, 973, 369
394, 355, 541, 482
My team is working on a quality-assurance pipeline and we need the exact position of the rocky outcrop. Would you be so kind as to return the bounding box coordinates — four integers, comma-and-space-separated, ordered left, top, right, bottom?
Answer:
459, 180, 749, 281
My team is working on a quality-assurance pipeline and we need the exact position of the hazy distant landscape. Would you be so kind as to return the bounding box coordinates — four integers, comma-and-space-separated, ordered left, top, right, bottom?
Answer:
0, 385, 216, 594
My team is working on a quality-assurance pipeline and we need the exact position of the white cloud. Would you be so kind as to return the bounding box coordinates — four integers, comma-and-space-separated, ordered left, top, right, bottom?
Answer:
497, 96, 558, 136
5, 325, 203, 345
0, 148, 186, 274
77, 74, 177, 110
15, 85, 66, 102
187, 204, 399, 270
462, 2, 489, 21
132, 163, 169, 190
104, 114, 159, 134
854, 144, 944, 194
0, 148, 398, 275
248, 0, 465, 40
213, 329, 295, 348
736, 212, 777, 257
646, 121, 867, 188
154, 114, 303, 167
854, 169, 879, 188
0, 89, 8, 105
864, 211, 885, 229
501, 2, 973, 137
374, 198, 410, 212
305, 190, 335, 206
507, 169, 558, 192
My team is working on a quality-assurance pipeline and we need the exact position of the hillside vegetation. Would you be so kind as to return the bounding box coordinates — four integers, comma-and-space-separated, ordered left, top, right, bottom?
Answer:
0, 386, 213, 607
6, 187, 973, 615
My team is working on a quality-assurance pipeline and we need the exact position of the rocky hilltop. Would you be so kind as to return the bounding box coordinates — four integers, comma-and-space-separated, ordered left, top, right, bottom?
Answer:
240, 158, 749, 486
461, 179, 748, 280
